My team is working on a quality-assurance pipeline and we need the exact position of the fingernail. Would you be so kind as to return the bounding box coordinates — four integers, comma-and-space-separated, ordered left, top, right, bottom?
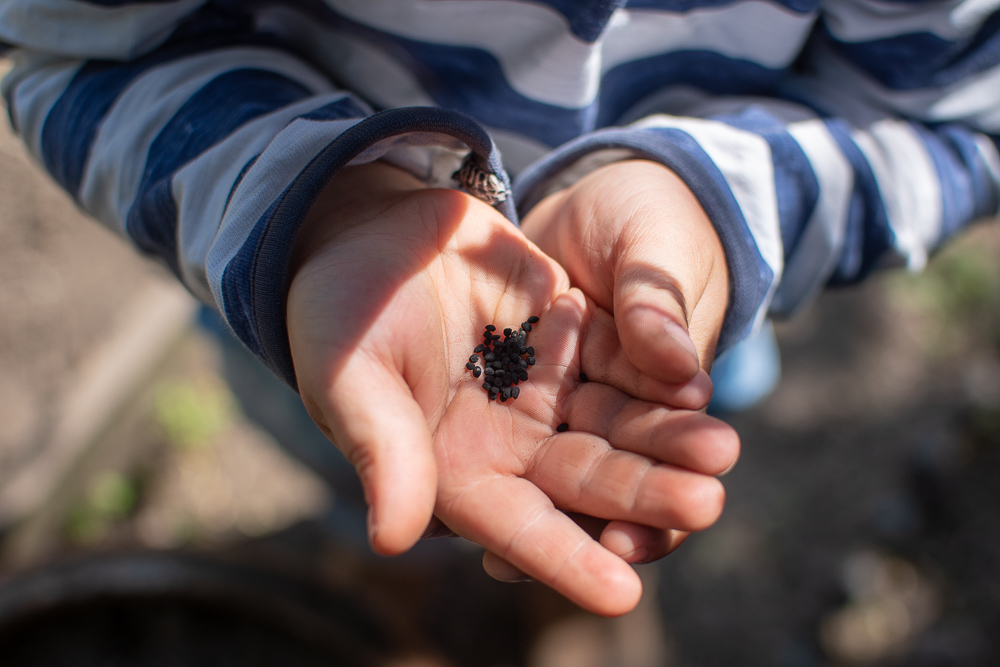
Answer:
623, 547, 650, 564
662, 319, 699, 365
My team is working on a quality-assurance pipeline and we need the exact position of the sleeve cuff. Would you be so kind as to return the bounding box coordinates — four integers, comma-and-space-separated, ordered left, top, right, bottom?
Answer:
215, 106, 514, 390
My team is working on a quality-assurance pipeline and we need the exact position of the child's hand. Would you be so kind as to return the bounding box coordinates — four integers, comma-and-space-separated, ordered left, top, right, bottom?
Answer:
286, 162, 738, 616
520, 159, 730, 380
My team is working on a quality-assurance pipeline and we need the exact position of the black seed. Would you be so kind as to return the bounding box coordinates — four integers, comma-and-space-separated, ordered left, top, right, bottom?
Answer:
469, 354, 479, 363
485, 325, 496, 332
484, 352, 495, 361
502, 387, 512, 400
503, 327, 512, 336
518, 359, 527, 368
526, 357, 535, 365
556, 423, 569, 432
465, 362, 476, 371
473, 367, 482, 378
511, 386, 520, 399
521, 322, 532, 332
528, 315, 539, 324
474, 344, 485, 353
579, 372, 588, 383
499, 393, 508, 402
482, 382, 491, 392
484, 368, 494, 376
526, 347, 534, 356
518, 370, 528, 381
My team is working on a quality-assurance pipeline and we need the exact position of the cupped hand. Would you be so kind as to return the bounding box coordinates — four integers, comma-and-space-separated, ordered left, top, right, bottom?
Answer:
286, 161, 738, 616
520, 159, 731, 380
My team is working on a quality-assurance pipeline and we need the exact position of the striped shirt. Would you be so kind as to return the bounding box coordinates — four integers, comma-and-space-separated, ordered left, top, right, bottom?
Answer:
2, 0, 998, 387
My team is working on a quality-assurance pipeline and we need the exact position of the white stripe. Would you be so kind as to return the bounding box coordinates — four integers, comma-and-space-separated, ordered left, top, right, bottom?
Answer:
487, 127, 550, 176
256, 5, 437, 110
78, 47, 334, 236
2, 52, 80, 164
852, 120, 943, 270
207, 116, 363, 314
801, 37, 1000, 132
324, 0, 815, 108
0, 0, 205, 59
604, 4, 815, 77
631, 114, 783, 326
206, 116, 484, 316
173, 93, 363, 304
823, 0, 1000, 43
771, 119, 853, 314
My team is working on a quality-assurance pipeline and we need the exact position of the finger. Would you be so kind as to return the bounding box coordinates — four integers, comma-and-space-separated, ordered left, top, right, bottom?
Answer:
482, 551, 532, 582
611, 165, 729, 377
614, 269, 702, 383
526, 432, 726, 532
482, 512, 610, 583
579, 308, 713, 410
439, 475, 642, 616
316, 353, 438, 556
565, 382, 740, 476
600, 522, 690, 563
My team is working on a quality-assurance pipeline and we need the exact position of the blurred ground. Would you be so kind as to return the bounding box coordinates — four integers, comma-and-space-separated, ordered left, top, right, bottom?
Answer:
2, 56, 999, 666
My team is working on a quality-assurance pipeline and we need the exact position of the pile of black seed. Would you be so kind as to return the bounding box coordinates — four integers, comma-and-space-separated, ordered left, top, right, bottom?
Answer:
466, 316, 538, 401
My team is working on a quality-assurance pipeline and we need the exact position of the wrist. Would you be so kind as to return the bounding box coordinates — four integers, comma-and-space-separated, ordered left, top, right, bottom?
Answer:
288, 160, 427, 281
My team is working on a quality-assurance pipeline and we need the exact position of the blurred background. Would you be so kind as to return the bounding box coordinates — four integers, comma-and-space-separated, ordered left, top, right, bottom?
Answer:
2, 53, 999, 666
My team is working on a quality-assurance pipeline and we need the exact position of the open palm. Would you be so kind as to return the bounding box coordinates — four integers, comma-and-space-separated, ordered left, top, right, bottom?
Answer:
287, 163, 737, 616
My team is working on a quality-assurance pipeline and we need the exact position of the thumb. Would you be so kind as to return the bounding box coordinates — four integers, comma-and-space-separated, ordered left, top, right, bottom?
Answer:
613, 263, 703, 384
313, 353, 438, 555
613, 170, 729, 383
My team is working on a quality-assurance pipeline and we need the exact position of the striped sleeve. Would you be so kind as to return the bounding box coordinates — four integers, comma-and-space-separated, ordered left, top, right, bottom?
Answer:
0, 1, 512, 389
515, 0, 1000, 355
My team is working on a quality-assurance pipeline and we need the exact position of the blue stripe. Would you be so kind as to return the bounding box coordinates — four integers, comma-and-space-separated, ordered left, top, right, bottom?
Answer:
914, 124, 973, 242
851, 0, 947, 4
222, 107, 510, 388
402, 45, 784, 144
223, 195, 273, 359
822, 119, 894, 284
39, 3, 275, 196
926, 123, 999, 232
820, 12, 1000, 91
224, 153, 261, 215
599, 52, 784, 126
514, 126, 773, 354
529, 0, 626, 42
269, 0, 789, 142
126, 68, 311, 274
627, 0, 821, 13
710, 106, 820, 264
77, 0, 182, 4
